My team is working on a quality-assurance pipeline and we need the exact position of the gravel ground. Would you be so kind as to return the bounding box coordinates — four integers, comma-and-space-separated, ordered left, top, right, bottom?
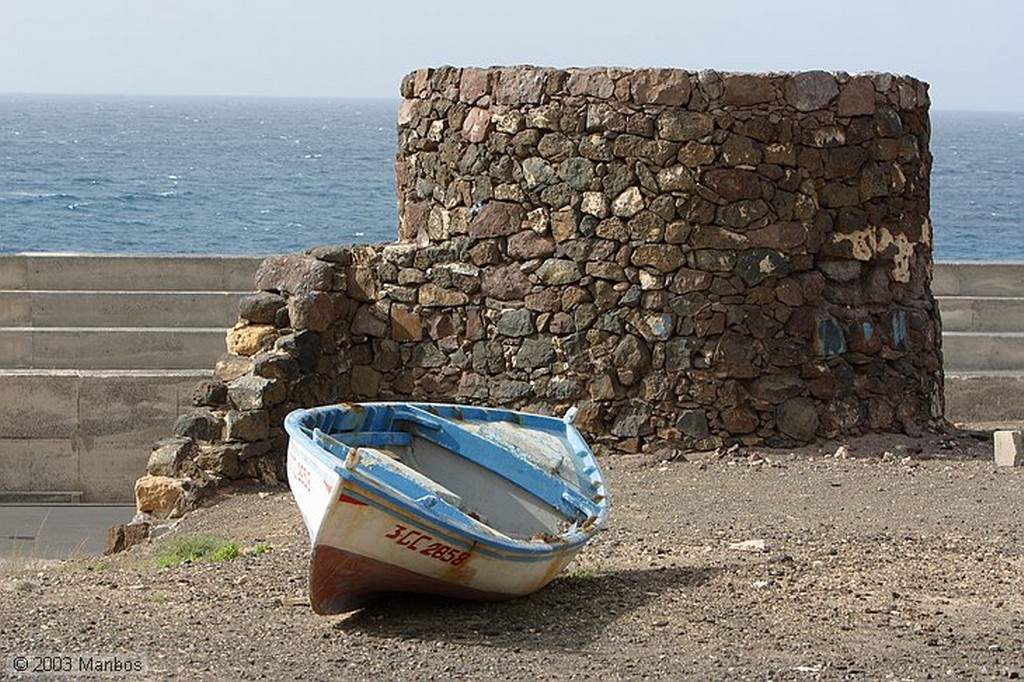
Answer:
2, 428, 1022, 681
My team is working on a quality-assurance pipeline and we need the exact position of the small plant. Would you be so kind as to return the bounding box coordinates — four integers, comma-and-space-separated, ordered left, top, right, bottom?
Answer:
153, 534, 241, 567
210, 541, 240, 562
252, 542, 272, 555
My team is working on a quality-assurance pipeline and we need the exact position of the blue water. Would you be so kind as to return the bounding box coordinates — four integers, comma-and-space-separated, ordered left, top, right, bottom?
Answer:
0, 95, 398, 253
0, 96, 1021, 259
930, 110, 1024, 260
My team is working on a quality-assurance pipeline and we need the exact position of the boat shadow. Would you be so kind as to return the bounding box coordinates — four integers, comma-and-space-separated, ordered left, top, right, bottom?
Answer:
333, 564, 717, 650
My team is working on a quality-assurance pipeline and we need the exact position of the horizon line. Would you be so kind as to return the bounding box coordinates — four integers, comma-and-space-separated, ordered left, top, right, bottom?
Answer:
1, 90, 1022, 115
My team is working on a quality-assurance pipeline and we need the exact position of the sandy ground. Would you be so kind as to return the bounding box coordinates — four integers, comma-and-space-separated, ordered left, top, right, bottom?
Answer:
1, 427, 1022, 681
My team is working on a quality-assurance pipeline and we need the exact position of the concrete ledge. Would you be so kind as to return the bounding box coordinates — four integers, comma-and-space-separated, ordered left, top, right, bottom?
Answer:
933, 261, 1024, 297
0, 491, 83, 503
941, 333, 1024, 373
0, 328, 229, 370
936, 296, 1024, 333
0, 253, 264, 291
0, 370, 206, 437
0, 290, 246, 327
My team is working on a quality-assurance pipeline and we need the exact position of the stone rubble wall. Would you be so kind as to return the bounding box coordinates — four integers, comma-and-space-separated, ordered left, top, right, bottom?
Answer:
133, 66, 941, 516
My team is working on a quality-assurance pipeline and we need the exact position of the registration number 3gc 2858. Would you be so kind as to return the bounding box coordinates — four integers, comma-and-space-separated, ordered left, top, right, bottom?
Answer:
384, 525, 471, 566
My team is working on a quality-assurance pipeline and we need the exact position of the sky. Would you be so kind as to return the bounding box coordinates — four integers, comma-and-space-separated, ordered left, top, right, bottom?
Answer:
1, 0, 1022, 111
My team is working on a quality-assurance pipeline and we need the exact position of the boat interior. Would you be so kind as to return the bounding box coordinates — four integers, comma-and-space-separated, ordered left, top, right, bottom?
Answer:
297, 404, 603, 542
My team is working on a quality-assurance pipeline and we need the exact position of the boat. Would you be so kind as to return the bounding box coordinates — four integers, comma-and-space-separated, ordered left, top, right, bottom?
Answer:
284, 401, 610, 614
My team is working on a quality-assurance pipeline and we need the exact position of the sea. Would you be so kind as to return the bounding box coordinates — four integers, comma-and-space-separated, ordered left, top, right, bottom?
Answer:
0, 96, 1021, 260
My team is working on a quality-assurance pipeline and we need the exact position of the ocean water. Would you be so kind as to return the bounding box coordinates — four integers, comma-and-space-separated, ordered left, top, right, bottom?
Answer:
0, 96, 1020, 260
931, 110, 1024, 260
0, 95, 399, 253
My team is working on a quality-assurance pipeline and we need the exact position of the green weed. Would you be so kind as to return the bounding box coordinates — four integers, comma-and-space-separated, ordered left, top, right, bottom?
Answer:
153, 534, 240, 567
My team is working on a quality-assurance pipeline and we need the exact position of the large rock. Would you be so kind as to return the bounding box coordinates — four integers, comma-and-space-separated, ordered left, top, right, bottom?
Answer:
252, 351, 300, 381
287, 292, 335, 332
777, 397, 821, 441
419, 283, 470, 307
837, 77, 877, 116
721, 74, 777, 106
785, 71, 839, 112
147, 437, 197, 476
238, 292, 286, 324
469, 201, 525, 238
611, 187, 645, 218
508, 231, 556, 259
631, 68, 691, 106
173, 410, 223, 443
254, 255, 333, 295
225, 409, 270, 442
214, 353, 253, 382
611, 402, 655, 437
228, 375, 285, 411
631, 245, 685, 273
275, 331, 321, 373
656, 111, 713, 141
482, 264, 531, 299
191, 379, 227, 407
134, 475, 185, 518
104, 522, 150, 555
702, 169, 761, 201
391, 304, 423, 341
461, 106, 492, 143
497, 308, 534, 337
195, 444, 242, 478
514, 338, 557, 369
612, 335, 652, 374
536, 259, 583, 285
226, 323, 278, 357
352, 301, 391, 337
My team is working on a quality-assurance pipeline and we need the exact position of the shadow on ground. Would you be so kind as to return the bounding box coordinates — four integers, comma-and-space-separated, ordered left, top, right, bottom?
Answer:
333, 564, 716, 650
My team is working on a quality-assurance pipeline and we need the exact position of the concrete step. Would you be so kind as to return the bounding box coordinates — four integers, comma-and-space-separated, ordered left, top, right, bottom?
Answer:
937, 296, 1024, 333
944, 371, 1024, 425
0, 253, 263, 292
0, 290, 245, 327
0, 369, 208, 502
933, 262, 1024, 297
0, 491, 83, 504
0, 327, 229, 370
941, 332, 1024, 373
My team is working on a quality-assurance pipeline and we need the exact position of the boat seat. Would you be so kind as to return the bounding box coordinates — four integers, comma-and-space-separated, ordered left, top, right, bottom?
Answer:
364, 449, 464, 509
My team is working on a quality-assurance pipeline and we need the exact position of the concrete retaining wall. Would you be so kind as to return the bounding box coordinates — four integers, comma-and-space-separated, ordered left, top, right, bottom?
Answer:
0, 254, 262, 502
0, 370, 200, 501
935, 261, 1024, 426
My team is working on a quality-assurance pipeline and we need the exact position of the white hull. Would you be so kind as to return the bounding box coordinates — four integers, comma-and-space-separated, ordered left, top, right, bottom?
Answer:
284, 402, 609, 614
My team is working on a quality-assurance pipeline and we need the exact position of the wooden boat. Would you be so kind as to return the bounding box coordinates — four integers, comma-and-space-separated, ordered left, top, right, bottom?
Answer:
284, 402, 610, 614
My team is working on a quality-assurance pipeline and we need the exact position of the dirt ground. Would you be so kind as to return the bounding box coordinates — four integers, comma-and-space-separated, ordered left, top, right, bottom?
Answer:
2, 427, 1022, 681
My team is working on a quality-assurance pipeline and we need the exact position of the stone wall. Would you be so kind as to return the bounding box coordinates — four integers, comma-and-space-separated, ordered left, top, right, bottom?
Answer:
134, 66, 941, 516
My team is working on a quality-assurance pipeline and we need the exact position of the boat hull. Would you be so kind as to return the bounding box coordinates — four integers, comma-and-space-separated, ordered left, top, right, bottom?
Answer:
285, 402, 608, 614
307, 482, 581, 613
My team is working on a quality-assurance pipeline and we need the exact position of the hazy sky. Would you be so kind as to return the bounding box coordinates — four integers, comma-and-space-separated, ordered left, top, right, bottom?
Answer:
2, 0, 1021, 111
